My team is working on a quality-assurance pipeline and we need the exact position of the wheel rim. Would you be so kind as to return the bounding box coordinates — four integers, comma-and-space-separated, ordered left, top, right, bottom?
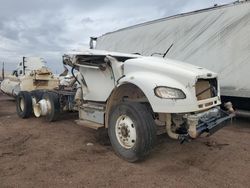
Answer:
43, 96, 52, 114
45, 98, 52, 113
115, 115, 136, 149
20, 98, 25, 111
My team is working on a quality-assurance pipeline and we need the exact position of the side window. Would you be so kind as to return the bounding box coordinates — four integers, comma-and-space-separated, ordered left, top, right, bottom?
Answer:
12, 70, 18, 77
19, 62, 22, 66
19, 70, 23, 75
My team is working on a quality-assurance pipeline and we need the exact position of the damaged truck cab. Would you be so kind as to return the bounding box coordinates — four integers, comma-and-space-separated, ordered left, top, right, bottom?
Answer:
26, 49, 233, 162
61, 49, 234, 162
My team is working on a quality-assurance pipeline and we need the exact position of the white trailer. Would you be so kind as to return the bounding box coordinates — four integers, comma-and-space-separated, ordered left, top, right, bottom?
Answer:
95, 1, 250, 111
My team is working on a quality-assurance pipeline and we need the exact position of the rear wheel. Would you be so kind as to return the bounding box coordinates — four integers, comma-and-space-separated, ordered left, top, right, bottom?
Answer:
31, 90, 44, 102
16, 91, 32, 118
42, 92, 60, 122
108, 102, 156, 162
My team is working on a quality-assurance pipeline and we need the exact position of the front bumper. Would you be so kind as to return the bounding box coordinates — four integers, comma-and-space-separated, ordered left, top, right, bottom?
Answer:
183, 107, 234, 141
197, 110, 234, 136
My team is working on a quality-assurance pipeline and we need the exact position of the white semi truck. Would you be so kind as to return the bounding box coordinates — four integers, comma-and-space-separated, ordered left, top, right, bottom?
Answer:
18, 49, 234, 162
95, 0, 250, 115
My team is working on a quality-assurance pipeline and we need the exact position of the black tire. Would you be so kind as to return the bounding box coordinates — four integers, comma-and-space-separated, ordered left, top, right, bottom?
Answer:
108, 102, 156, 162
95, 128, 110, 146
16, 91, 32, 118
30, 90, 44, 102
42, 92, 60, 122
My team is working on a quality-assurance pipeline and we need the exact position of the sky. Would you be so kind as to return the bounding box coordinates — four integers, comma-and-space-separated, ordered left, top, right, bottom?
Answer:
0, 0, 234, 73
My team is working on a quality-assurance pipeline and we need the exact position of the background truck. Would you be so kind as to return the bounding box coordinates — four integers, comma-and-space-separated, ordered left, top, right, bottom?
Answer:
0, 57, 59, 97
20, 49, 234, 162
95, 0, 250, 115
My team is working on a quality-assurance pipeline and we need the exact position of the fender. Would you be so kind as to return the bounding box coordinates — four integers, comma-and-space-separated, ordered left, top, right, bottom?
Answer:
118, 71, 217, 113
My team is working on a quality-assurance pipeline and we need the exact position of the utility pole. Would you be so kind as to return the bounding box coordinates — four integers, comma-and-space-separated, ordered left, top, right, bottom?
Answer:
1, 62, 4, 80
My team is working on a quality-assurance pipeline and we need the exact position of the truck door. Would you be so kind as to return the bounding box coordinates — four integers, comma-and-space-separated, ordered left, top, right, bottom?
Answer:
79, 64, 115, 102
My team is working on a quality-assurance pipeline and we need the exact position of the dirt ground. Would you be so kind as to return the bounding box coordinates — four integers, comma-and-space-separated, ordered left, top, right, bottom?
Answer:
0, 92, 249, 188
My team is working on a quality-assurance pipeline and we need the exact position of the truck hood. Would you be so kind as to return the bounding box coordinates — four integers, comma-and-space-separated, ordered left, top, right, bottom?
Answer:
124, 57, 217, 83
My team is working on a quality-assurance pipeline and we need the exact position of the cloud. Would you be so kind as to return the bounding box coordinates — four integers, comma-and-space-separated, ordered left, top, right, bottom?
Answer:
0, 0, 233, 72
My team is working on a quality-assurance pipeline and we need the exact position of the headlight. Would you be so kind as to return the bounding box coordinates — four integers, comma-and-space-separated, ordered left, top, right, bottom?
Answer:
154, 86, 186, 99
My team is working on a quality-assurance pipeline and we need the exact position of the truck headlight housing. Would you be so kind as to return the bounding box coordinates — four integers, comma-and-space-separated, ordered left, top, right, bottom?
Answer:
154, 86, 186, 99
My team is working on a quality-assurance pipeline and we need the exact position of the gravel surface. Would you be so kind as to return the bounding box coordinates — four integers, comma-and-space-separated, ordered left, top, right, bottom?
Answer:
0, 92, 249, 188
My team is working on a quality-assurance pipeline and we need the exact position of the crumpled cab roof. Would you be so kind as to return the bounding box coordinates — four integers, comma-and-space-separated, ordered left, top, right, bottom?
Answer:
63, 49, 141, 67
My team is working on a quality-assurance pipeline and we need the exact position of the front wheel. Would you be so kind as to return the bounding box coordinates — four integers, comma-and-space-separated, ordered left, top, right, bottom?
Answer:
108, 102, 156, 162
